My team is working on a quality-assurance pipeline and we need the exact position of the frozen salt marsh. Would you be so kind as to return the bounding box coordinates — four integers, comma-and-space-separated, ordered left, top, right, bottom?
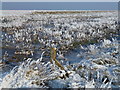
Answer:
0, 10, 119, 88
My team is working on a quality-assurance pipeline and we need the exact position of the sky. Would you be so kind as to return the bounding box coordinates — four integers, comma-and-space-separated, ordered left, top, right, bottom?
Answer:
1, 0, 120, 2
1, 2, 118, 10
0, 0, 119, 10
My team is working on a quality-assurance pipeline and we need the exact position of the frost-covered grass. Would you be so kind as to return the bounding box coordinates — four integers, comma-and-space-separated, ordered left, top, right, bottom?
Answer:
0, 10, 119, 88
0, 38, 119, 88
1, 10, 117, 47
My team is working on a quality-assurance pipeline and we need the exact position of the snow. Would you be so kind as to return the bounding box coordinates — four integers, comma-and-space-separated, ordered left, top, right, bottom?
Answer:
0, 10, 119, 88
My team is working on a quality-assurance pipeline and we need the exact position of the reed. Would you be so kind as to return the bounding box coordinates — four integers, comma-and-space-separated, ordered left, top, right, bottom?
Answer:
50, 47, 65, 70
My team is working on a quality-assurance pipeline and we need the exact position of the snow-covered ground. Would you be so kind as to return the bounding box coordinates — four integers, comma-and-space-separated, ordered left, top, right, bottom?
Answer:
0, 10, 119, 88
0, 10, 33, 16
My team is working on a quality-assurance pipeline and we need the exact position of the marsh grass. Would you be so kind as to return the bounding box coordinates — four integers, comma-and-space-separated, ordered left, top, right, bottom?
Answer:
32, 11, 114, 15
0, 10, 119, 88
50, 48, 65, 70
